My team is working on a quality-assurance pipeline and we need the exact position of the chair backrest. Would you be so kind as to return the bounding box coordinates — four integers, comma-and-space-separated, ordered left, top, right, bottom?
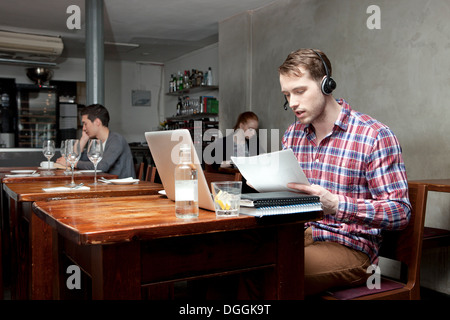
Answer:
378, 182, 427, 297
135, 162, 145, 180
145, 164, 159, 183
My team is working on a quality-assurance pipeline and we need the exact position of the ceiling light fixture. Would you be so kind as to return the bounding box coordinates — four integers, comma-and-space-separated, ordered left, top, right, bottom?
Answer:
136, 60, 164, 66
104, 41, 140, 48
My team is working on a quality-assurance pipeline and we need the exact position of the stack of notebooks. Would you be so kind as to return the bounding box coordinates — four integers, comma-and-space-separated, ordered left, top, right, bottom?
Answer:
239, 191, 322, 217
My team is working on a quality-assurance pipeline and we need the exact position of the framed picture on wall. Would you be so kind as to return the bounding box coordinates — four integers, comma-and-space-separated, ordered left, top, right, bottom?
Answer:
132, 90, 151, 106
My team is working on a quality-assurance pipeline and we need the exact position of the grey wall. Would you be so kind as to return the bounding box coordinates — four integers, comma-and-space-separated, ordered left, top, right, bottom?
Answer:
220, 0, 449, 294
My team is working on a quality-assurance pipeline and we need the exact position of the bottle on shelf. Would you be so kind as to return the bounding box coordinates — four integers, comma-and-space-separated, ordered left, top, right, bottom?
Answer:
174, 144, 199, 219
176, 97, 182, 115
169, 74, 175, 93
206, 67, 213, 86
190, 69, 196, 87
177, 71, 183, 91
183, 70, 190, 89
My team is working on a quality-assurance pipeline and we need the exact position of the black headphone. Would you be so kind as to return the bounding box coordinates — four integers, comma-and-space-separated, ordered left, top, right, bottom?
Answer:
313, 49, 336, 95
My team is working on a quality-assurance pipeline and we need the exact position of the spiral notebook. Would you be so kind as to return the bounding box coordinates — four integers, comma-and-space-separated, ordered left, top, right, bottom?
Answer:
239, 191, 322, 217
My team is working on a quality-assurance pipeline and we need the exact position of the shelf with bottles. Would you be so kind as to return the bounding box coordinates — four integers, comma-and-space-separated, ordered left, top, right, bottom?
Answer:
166, 113, 219, 122
166, 115, 218, 143
168, 95, 219, 120
166, 85, 218, 96
167, 68, 216, 95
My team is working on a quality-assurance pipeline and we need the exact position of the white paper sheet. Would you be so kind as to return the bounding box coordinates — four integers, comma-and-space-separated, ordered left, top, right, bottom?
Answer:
231, 149, 310, 192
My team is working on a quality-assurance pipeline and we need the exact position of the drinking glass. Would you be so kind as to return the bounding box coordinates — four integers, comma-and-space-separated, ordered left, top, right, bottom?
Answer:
87, 139, 103, 185
42, 140, 55, 176
65, 139, 81, 187
211, 181, 242, 217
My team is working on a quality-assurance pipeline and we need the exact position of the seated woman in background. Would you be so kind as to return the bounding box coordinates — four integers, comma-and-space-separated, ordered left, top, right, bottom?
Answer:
206, 111, 265, 171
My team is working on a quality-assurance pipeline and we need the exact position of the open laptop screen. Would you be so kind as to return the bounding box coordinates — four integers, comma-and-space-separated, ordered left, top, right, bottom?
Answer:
145, 129, 215, 211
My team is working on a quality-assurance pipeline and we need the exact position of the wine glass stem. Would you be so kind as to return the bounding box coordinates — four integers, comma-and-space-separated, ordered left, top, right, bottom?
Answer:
71, 164, 75, 185
48, 158, 51, 172
94, 164, 97, 184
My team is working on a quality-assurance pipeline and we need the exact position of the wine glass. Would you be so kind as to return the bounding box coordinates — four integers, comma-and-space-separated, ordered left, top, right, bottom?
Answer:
65, 139, 81, 187
42, 140, 55, 176
60, 140, 71, 175
87, 139, 103, 185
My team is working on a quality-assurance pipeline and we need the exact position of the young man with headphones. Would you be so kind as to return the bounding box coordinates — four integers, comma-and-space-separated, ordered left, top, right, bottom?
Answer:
279, 49, 411, 296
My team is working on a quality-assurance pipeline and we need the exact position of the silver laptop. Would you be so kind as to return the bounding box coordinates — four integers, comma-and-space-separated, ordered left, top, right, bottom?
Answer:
145, 129, 215, 211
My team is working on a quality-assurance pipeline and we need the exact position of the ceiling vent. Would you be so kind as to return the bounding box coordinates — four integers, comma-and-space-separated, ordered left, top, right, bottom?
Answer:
0, 30, 63, 61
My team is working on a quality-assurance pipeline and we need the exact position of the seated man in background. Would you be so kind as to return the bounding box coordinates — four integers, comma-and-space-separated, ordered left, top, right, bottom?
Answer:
56, 104, 135, 179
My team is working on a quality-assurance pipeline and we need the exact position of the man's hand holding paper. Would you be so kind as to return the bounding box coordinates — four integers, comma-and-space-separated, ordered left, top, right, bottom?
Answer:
231, 149, 310, 192
286, 183, 338, 216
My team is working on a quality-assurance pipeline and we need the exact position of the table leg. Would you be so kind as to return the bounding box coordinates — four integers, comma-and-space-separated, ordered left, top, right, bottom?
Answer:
90, 242, 141, 299
30, 211, 54, 299
8, 198, 29, 299
276, 223, 305, 299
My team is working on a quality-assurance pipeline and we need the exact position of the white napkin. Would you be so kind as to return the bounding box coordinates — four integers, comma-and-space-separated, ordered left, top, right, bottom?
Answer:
42, 186, 91, 192
100, 177, 138, 183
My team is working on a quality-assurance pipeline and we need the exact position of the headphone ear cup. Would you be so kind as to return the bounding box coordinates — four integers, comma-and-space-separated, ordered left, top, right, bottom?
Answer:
322, 77, 336, 95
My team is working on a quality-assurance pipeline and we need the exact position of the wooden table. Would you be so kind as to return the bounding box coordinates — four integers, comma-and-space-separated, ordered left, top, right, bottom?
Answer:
0, 167, 118, 299
32, 195, 322, 300
2, 179, 163, 300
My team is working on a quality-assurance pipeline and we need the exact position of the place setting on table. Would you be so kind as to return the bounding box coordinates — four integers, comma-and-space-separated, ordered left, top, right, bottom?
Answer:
39, 138, 140, 191
3, 140, 59, 178
1, 139, 116, 184
40, 138, 99, 191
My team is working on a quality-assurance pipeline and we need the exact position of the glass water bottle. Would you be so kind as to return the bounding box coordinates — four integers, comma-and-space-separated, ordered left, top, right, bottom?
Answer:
174, 144, 199, 218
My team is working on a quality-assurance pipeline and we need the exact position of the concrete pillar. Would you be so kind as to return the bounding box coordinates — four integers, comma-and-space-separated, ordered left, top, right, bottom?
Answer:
85, 0, 104, 105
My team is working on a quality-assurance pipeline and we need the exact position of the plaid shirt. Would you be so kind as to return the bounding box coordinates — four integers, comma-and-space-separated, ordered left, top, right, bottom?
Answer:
282, 99, 411, 264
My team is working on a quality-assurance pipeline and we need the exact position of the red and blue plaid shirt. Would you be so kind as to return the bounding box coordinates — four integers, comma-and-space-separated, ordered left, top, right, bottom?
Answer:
282, 99, 411, 264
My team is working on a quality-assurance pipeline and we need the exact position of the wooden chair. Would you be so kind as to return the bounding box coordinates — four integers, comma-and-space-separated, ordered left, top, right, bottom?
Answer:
135, 162, 145, 180
145, 164, 159, 183
321, 182, 428, 300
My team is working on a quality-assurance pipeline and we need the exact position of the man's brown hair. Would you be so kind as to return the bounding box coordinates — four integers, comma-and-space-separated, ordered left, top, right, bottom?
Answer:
278, 48, 332, 82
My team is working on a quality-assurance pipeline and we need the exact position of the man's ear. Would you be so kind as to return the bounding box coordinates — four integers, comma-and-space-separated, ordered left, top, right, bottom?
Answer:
94, 118, 102, 126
